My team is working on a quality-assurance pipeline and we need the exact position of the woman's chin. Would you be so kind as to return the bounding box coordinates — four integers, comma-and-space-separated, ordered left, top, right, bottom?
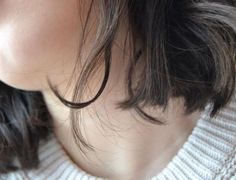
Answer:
0, 75, 45, 91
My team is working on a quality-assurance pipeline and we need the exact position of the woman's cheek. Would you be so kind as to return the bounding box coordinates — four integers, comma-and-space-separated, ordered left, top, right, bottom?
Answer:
0, 0, 80, 90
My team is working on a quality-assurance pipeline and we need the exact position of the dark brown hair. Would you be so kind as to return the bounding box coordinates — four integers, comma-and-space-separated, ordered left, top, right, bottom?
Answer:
0, 0, 236, 174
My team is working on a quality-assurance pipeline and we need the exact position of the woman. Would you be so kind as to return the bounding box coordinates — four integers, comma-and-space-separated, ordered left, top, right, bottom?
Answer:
0, 0, 236, 179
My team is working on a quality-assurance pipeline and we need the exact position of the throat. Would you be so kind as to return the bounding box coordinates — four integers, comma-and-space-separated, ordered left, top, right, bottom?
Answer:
53, 107, 200, 179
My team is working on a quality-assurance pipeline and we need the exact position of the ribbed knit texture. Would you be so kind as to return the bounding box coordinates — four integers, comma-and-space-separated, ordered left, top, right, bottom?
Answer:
2, 93, 236, 180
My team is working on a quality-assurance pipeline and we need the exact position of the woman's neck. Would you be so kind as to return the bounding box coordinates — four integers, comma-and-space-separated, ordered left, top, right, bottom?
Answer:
42, 57, 201, 179
43, 93, 200, 179
42, 22, 201, 179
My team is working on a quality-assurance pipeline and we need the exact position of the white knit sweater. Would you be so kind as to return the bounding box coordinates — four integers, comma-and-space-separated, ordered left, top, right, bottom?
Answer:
2, 93, 236, 180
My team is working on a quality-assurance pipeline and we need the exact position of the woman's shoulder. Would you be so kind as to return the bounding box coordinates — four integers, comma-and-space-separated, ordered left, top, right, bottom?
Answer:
0, 131, 94, 180
0, 133, 55, 180
156, 91, 236, 179
0, 133, 71, 180
207, 92, 236, 178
